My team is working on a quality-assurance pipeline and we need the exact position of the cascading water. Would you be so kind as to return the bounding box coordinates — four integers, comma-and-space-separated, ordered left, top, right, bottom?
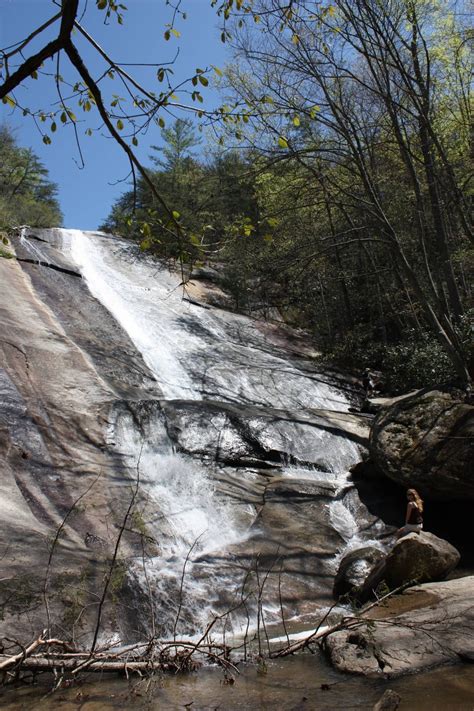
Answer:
27, 228, 384, 637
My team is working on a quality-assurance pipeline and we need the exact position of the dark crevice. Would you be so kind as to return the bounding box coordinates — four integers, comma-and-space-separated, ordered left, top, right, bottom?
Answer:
25, 233, 49, 243
16, 257, 81, 278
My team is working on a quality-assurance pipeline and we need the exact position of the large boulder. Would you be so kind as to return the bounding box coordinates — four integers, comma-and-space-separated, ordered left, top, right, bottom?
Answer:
358, 532, 460, 601
370, 387, 474, 500
324, 576, 474, 677
383, 531, 460, 587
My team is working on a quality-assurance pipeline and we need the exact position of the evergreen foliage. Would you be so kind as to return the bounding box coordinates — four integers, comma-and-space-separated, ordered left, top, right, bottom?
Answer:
0, 125, 63, 230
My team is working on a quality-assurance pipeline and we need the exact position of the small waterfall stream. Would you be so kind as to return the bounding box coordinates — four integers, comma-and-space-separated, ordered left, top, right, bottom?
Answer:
21, 228, 384, 637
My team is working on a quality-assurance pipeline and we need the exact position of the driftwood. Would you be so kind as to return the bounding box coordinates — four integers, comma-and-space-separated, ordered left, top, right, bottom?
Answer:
0, 635, 238, 681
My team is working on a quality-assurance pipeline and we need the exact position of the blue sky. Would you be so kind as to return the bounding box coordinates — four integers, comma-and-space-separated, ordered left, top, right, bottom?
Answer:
0, 0, 229, 229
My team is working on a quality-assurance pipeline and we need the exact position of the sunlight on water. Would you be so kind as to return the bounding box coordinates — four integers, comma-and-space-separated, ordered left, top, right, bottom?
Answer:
61, 229, 381, 636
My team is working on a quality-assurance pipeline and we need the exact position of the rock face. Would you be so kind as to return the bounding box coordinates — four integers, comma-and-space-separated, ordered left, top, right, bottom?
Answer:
358, 532, 460, 601
333, 546, 385, 600
0, 228, 389, 642
371, 388, 474, 500
325, 576, 474, 677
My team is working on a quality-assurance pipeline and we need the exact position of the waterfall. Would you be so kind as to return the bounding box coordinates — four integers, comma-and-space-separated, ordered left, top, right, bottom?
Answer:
51, 229, 377, 636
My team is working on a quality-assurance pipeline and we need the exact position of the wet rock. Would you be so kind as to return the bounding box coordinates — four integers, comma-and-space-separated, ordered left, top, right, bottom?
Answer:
371, 387, 474, 501
373, 689, 401, 710
0, 228, 385, 641
162, 398, 368, 466
358, 532, 460, 602
325, 576, 474, 677
333, 546, 385, 600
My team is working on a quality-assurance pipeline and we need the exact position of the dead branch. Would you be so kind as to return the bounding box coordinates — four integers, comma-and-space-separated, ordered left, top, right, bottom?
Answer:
270, 581, 415, 658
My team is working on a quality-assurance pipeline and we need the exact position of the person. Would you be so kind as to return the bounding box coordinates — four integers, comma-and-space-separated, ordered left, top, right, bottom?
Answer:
362, 368, 378, 397
397, 488, 424, 538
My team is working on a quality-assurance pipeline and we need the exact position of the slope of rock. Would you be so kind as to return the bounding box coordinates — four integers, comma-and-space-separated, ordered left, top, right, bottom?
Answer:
325, 576, 474, 677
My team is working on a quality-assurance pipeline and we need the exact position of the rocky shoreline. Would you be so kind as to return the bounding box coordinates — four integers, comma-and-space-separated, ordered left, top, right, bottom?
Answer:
327, 385, 474, 679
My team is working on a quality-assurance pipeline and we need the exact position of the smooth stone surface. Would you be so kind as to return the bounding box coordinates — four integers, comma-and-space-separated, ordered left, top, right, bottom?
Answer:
371, 387, 474, 501
358, 532, 460, 602
325, 576, 474, 677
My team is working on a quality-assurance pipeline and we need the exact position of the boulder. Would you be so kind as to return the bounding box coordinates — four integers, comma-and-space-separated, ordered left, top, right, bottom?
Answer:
384, 531, 460, 587
373, 690, 401, 711
324, 576, 474, 677
358, 531, 460, 601
333, 546, 385, 600
370, 387, 474, 500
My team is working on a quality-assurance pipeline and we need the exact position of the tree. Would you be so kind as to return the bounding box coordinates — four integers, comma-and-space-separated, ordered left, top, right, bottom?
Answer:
151, 119, 201, 173
0, 0, 227, 264
218, 0, 472, 384
0, 125, 62, 229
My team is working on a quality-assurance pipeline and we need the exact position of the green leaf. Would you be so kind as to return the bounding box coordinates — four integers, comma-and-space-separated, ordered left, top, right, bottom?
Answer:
132, 136, 138, 146
212, 65, 223, 77
42, 135, 52, 145
164, 29, 171, 40
2, 95, 16, 107
51, 121, 57, 132
97, 0, 107, 9
278, 136, 289, 149
293, 116, 300, 127
158, 116, 165, 128
157, 68, 165, 82
172, 210, 180, 220
140, 222, 151, 238
171, 28, 180, 37
116, 119, 124, 130
67, 110, 77, 122
31, 70, 38, 80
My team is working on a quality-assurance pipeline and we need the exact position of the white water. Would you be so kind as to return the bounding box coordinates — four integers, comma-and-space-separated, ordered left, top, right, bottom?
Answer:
54, 229, 374, 634
66, 230, 351, 411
